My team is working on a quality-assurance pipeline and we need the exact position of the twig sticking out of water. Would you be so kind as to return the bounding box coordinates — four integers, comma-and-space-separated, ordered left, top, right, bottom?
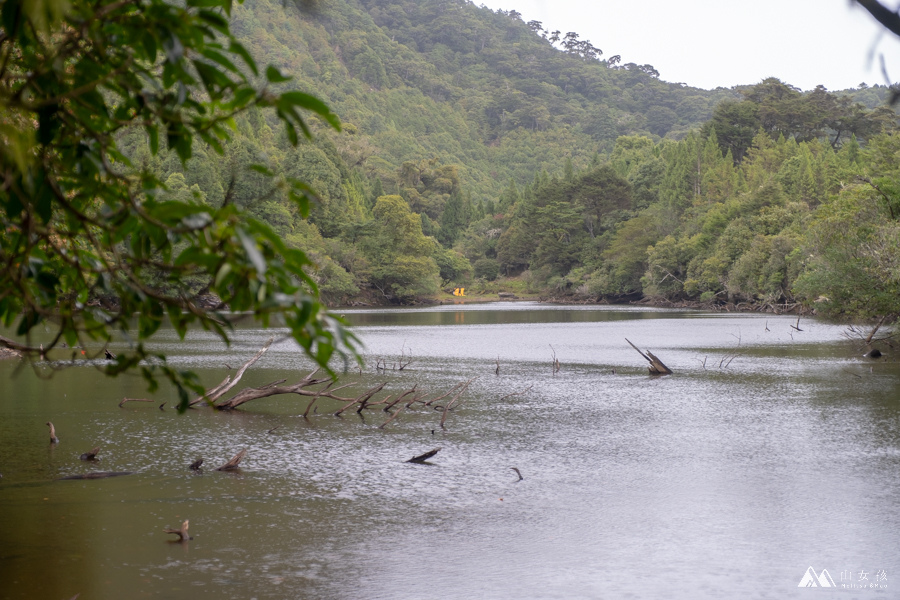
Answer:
790, 317, 803, 332
380, 390, 427, 429
216, 449, 246, 471
406, 448, 441, 463
47, 421, 59, 444
719, 332, 744, 369
495, 356, 500, 375
549, 345, 560, 374
511, 467, 524, 481
301, 380, 355, 418
334, 383, 387, 416
438, 378, 477, 430
398, 342, 413, 371
164, 520, 191, 541
382, 385, 418, 412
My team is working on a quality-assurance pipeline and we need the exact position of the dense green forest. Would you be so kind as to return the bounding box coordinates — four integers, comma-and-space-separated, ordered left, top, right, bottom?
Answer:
134, 0, 900, 318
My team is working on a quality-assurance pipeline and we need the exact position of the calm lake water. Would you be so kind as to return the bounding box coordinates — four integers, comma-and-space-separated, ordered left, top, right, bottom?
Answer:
1, 302, 898, 599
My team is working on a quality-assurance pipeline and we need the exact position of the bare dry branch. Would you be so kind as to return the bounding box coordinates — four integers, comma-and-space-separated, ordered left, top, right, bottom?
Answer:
189, 337, 275, 407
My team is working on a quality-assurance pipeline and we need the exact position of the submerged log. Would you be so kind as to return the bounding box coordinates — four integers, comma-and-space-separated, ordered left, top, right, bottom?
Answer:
57, 471, 133, 480
79, 447, 100, 461
407, 448, 441, 463
625, 338, 672, 375
47, 422, 59, 444
216, 449, 246, 471
164, 520, 191, 541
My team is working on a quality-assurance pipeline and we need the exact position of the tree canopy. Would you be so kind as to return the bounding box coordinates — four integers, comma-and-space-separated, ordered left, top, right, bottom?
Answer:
0, 0, 357, 410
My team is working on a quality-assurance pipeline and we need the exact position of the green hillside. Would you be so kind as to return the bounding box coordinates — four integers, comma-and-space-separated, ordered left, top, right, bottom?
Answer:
133, 0, 900, 318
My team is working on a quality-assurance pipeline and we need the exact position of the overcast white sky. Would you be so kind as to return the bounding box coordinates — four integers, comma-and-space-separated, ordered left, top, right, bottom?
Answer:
477, 0, 900, 91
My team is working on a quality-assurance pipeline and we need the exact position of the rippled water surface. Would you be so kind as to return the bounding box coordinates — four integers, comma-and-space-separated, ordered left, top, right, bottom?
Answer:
1, 303, 898, 599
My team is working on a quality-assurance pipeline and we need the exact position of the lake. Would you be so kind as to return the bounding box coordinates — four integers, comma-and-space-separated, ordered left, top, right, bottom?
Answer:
0, 302, 897, 599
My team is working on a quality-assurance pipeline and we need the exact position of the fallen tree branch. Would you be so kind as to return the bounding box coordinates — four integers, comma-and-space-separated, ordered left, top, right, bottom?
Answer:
189, 337, 275, 407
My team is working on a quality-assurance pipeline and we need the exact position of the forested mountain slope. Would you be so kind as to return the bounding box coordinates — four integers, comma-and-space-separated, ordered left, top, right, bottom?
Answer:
132, 0, 900, 318
229, 0, 743, 199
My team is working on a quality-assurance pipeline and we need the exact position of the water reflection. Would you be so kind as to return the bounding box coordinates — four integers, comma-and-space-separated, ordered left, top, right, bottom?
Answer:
1, 303, 898, 599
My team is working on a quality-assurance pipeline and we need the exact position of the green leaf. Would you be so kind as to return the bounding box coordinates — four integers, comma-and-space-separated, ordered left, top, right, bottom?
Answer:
278, 91, 341, 130
229, 41, 258, 75
265, 65, 291, 83
147, 123, 159, 155
237, 229, 267, 276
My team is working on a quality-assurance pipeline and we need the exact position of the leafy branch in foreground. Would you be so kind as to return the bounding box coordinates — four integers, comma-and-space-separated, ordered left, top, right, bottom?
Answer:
0, 0, 359, 410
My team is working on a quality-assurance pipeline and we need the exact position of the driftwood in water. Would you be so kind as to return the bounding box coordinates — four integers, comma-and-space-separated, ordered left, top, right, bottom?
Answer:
407, 448, 441, 463
216, 449, 246, 471
164, 520, 191, 541
188, 337, 275, 407
625, 338, 672, 375
79, 447, 100, 461
189, 459, 204, 471
47, 422, 59, 444
57, 471, 132, 480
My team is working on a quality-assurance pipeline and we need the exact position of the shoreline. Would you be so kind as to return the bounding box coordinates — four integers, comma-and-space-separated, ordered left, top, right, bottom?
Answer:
333, 292, 811, 316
